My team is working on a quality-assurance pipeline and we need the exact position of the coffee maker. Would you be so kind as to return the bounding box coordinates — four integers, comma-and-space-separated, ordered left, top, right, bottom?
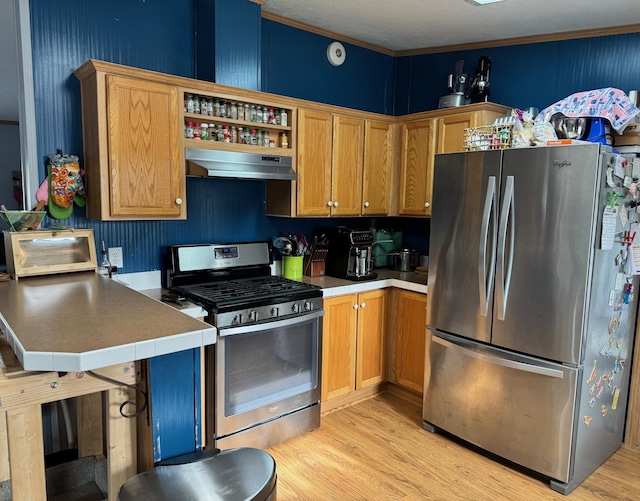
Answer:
324, 227, 378, 281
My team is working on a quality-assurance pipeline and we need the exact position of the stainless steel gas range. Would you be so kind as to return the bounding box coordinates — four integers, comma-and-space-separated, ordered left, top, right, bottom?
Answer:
166, 241, 323, 450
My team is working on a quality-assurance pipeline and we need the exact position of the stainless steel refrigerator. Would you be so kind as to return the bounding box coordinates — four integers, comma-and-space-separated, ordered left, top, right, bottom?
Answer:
423, 144, 639, 494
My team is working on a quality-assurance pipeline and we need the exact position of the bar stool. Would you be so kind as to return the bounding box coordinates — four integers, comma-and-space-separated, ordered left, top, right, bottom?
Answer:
117, 448, 277, 500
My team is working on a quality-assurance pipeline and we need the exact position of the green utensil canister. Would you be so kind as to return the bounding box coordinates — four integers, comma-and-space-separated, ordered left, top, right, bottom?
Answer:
283, 255, 303, 280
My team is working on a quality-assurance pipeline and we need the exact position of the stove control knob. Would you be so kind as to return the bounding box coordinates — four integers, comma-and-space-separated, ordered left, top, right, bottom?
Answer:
304, 301, 313, 311
232, 314, 242, 325
292, 303, 301, 313
270, 307, 279, 317
249, 310, 258, 322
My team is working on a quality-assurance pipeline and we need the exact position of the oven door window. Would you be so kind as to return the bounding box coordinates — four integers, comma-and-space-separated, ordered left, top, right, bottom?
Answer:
222, 317, 319, 417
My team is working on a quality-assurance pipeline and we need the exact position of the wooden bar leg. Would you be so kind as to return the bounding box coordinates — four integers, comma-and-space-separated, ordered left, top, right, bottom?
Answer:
77, 393, 104, 458
6, 404, 46, 501
106, 387, 137, 501
0, 412, 9, 483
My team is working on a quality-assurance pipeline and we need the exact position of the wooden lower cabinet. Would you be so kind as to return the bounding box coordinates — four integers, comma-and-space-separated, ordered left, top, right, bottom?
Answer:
394, 290, 427, 394
321, 290, 387, 404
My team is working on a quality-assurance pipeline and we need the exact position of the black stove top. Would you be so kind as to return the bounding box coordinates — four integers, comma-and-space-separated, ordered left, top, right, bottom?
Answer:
172, 275, 322, 312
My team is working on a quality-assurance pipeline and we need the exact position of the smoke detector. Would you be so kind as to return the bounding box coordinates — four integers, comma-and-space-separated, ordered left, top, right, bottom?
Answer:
327, 41, 346, 66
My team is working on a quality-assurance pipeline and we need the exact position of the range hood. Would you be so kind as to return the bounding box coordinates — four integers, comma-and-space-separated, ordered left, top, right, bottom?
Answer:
185, 148, 296, 181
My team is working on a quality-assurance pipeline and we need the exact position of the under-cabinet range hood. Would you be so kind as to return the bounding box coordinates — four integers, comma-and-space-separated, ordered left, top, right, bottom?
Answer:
185, 148, 296, 181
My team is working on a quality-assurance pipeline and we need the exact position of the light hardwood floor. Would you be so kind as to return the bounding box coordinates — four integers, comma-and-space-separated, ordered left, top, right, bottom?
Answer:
266, 390, 640, 500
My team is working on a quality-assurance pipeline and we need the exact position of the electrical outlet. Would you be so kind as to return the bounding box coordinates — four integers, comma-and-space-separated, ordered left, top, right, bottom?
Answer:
108, 247, 124, 268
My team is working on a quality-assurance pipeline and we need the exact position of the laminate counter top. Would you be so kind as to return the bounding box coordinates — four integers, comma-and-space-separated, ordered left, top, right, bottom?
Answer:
301, 268, 428, 296
0, 271, 216, 372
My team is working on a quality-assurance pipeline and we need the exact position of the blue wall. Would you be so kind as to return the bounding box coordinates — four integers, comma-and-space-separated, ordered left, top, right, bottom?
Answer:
394, 33, 640, 115
28, 2, 640, 275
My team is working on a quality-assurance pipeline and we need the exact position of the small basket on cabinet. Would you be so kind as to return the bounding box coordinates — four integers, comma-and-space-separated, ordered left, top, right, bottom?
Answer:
463, 124, 513, 151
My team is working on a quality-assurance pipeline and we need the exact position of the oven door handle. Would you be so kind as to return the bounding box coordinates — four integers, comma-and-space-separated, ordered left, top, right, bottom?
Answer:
219, 310, 324, 337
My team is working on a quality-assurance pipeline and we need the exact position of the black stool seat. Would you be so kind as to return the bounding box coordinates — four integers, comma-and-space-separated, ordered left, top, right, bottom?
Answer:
118, 448, 277, 501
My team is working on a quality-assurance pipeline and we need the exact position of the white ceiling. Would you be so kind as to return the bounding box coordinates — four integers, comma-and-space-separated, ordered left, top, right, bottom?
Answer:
262, 0, 640, 52
1, 0, 638, 122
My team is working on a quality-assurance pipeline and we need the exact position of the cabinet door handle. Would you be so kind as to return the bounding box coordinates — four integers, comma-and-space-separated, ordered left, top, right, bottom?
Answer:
360, 302, 366, 308
364, 202, 370, 208
327, 201, 333, 207
333, 201, 339, 207
175, 198, 183, 205
424, 202, 430, 208
353, 304, 359, 309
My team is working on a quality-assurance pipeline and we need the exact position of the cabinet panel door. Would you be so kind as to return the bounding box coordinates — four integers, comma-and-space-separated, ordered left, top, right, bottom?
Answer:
395, 290, 427, 394
356, 290, 387, 389
436, 112, 477, 154
322, 294, 357, 402
399, 119, 436, 216
107, 75, 184, 218
297, 109, 332, 216
331, 115, 364, 216
362, 120, 392, 215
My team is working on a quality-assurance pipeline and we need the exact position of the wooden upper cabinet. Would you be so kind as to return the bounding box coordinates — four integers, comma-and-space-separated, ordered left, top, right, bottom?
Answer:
106, 75, 184, 218
331, 115, 364, 216
437, 112, 476, 154
362, 120, 392, 216
296, 108, 333, 216
399, 119, 437, 217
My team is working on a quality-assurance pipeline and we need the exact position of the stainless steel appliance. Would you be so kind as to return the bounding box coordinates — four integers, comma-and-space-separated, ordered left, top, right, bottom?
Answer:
166, 241, 323, 450
424, 144, 639, 494
438, 60, 471, 109
324, 227, 378, 281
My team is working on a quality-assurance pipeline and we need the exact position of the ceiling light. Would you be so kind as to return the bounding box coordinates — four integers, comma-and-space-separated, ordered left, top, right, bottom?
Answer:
466, 0, 507, 5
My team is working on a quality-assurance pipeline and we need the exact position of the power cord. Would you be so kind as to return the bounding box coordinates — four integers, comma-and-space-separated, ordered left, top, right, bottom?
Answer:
87, 370, 148, 418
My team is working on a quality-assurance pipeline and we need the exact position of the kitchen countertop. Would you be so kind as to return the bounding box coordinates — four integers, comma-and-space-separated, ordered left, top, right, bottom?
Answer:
0, 268, 424, 372
301, 268, 428, 296
0, 271, 216, 372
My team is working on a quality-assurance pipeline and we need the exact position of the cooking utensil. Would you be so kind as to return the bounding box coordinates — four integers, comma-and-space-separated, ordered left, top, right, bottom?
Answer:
0, 206, 46, 231
552, 116, 587, 139
273, 236, 293, 256
394, 249, 420, 272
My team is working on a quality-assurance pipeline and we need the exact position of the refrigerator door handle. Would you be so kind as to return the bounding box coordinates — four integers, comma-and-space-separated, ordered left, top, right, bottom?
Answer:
496, 175, 515, 321
432, 335, 564, 379
478, 176, 497, 317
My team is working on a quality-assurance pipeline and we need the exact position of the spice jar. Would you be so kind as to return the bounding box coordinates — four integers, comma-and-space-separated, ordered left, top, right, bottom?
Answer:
193, 96, 201, 115
280, 132, 288, 148
263, 130, 270, 147
220, 101, 227, 118
256, 106, 263, 124
231, 126, 237, 143
223, 125, 231, 142
214, 98, 221, 117
200, 123, 209, 140
209, 124, 217, 140
193, 123, 201, 140
186, 94, 194, 113
231, 102, 238, 120
250, 105, 257, 122
268, 108, 276, 125
206, 99, 213, 115
185, 121, 194, 139
237, 103, 245, 121
238, 127, 245, 144
280, 109, 288, 127
250, 129, 257, 145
